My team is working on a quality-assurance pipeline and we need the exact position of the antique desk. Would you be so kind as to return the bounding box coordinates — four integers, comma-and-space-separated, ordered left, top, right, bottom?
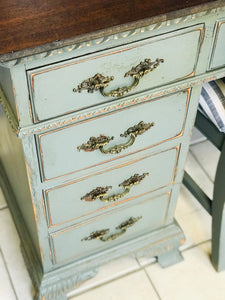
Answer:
0, 1, 225, 299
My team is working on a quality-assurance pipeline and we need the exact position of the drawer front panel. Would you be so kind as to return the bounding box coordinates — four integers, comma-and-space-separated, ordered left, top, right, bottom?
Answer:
28, 25, 202, 122
210, 20, 225, 70
38, 89, 190, 181
51, 192, 170, 265
45, 146, 178, 227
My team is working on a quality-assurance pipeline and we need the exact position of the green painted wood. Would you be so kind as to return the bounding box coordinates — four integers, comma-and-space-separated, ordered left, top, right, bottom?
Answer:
30, 219, 185, 300
184, 110, 225, 271
157, 248, 183, 268
1, 0, 222, 58
210, 19, 225, 70
0, 160, 43, 292
27, 24, 202, 122
38, 90, 189, 181
195, 110, 224, 150
183, 171, 212, 214
162, 86, 203, 225
0, 5, 225, 299
21, 134, 55, 272
0, 66, 17, 117
19, 9, 219, 71
0, 101, 41, 262
211, 139, 225, 271
46, 146, 178, 227
2, 5, 223, 131
10, 64, 34, 127
51, 192, 171, 265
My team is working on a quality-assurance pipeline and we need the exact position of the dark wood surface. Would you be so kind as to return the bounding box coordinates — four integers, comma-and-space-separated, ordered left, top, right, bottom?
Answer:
0, 0, 222, 56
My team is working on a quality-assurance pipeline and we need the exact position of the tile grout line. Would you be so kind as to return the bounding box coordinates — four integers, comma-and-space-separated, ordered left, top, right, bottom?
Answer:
140, 240, 212, 300
189, 147, 213, 181
137, 240, 212, 300
68, 266, 143, 299
135, 257, 162, 300
69, 239, 212, 299
68, 258, 161, 299
143, 267, 162, 300
0, 248, 19, 300
189, 148, 215, 183
181, 239, 212, 253
0, 205, 8, 211
0, 186, 211, 299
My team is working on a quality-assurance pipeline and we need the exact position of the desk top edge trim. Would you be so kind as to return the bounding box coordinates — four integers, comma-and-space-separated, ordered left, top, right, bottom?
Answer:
0, 1, 224, 66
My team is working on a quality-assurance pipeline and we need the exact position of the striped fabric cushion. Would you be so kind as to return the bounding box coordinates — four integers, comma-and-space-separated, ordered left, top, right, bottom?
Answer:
199, 78, 225, 132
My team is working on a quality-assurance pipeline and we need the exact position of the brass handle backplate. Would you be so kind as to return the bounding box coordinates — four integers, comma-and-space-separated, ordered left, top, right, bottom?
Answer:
81, 173, 149, 202
81, 216, 142, 242
77, 121, 154, 154
73, 58, 164, 98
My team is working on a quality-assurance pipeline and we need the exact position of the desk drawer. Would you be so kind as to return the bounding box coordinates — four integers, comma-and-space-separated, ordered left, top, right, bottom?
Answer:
50, 192, 170, 265
37, 89, 190, 181
210, 20, 225, 69
28, 25, 202, 122
45, 146, 178, 227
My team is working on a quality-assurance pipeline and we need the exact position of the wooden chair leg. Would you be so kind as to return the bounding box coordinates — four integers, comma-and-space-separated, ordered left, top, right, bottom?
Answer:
211, 139, 225, 271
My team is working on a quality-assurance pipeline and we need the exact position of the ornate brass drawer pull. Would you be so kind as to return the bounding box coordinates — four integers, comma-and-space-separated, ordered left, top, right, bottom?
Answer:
81, 216, 142, 242
77, 121, 154, 154
73, 58, 164, 98
81, 173, 149, 202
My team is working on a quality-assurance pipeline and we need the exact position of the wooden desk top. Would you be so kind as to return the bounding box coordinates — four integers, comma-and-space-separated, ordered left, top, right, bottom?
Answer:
0, 0, 224, 61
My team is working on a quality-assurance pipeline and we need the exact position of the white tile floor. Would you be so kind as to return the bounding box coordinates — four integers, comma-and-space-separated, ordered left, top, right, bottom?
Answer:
0, 139, 224, 300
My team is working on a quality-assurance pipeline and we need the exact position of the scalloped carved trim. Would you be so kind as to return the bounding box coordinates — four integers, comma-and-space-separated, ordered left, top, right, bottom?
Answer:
31, 226, 184, 300
1, 6, 225, 67
36, 269, 98, 300
0, 84, 19, 133
18, 72, 220, 137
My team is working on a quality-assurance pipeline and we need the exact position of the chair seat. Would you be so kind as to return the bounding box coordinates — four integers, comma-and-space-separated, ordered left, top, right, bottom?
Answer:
199, 78, 225, 132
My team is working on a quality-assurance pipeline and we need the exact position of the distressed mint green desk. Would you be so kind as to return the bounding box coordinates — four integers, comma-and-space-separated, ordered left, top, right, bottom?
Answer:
0, 1, 225, 299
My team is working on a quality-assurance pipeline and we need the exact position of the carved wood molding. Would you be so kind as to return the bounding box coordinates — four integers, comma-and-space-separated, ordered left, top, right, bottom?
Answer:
1, 5, 224, 67
18, 70, 224, 137
0, 85, 19, 133
25, 223, 184, 300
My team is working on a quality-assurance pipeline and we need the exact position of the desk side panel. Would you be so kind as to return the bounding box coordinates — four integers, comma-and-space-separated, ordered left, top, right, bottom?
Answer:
0, 104, 41, 263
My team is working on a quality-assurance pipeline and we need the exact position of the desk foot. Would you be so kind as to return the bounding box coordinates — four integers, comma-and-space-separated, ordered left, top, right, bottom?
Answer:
34, 290, 67, 300
157, 248, 184, 268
